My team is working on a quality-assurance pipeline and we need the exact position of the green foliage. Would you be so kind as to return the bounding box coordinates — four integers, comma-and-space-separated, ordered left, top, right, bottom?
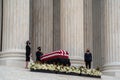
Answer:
29, 62, 101, 76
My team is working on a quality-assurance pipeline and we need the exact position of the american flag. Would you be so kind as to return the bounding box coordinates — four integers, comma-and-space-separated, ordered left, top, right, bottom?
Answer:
41, 50, 69, 62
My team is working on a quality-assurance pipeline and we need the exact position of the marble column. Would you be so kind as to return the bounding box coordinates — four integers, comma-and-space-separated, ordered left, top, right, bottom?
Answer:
32, 0, 53, 60
53, 0, 60, 51
102, 0, 120, 76
84, 0, 93, 67
0, 0, 30, 67
0, 0, 2, 51
60, 0, 84, 66
92, 0, 103, 68
84, 0, 93, 52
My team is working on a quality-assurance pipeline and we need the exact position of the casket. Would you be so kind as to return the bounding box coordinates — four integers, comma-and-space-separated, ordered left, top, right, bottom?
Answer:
41, 50, 69, 61
41, 50, 70, 66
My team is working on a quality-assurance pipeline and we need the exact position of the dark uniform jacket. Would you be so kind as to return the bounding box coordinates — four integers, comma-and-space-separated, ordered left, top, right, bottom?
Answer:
84, 53, 92, 62
26, 45, 31, 56
36, 51, 43, 61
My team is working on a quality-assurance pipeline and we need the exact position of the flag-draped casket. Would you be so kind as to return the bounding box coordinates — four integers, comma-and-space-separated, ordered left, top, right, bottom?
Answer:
41, 50, 71, 66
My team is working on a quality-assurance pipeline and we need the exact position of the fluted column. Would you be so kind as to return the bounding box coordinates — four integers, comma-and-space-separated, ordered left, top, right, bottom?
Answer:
84, 0, 93, 67
53, 0, 60, 51
0, 0, 2, 51
32, 0, 53, 60
92, 0, 103, 68
60, 0, 84, 66
102, 0, 120, 76
0, 0, 30, 67
84, 0, 93, 52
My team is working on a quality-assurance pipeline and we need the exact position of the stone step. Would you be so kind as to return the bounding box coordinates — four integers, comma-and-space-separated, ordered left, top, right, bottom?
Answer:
0, 66, 119, 80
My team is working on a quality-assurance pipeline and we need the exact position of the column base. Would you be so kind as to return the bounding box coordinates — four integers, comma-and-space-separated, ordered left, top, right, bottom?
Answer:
103, 70, 120, 78
102, 63, 120, 77
70, 58, 84, 67
0, 51, 25, 68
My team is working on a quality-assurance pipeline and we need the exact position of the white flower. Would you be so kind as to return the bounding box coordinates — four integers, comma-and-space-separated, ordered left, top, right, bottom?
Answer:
30, 63, 101, 77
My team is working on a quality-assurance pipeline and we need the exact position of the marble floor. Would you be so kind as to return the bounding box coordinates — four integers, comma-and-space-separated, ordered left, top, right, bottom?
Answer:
0, 65, 119, 80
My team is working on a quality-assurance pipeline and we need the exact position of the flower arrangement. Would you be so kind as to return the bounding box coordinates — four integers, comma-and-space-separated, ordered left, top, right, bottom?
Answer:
29, 62, 101, 78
